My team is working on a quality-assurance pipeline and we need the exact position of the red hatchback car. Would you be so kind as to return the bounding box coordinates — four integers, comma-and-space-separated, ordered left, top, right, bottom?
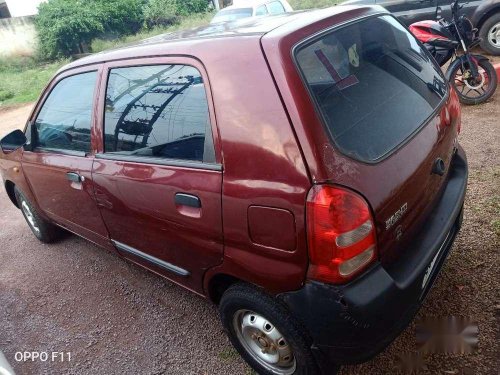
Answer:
0, 5, 467, 375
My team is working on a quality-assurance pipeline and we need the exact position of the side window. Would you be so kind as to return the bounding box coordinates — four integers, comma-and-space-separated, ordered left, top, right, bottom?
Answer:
104, 65, 215, 163
34, 71, 97, 153
267, 1, 286, 15
255, 5, 268, 16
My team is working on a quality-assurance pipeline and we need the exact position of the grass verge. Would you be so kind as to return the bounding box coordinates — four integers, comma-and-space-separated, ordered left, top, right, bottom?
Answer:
0, 58, 66, 106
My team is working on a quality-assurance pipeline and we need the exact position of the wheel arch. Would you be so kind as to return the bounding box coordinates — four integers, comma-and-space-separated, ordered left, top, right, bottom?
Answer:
476, 6, 500, 31
4, 180, 19, 208
207, 273, 243, 305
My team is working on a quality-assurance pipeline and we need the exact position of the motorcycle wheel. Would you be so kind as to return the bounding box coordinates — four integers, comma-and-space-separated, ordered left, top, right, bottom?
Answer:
449, 58, 498, 105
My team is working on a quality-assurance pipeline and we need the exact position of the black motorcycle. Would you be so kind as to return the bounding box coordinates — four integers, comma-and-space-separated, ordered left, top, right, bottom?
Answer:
410, 0, 497, 105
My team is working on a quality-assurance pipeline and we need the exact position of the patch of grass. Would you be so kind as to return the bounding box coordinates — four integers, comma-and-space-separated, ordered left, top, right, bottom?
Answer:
91, 12, 214, 53
492, 219, 500, 236
218, 348, 240, 361
0, 57, 67, 106
289, 0, 342, 9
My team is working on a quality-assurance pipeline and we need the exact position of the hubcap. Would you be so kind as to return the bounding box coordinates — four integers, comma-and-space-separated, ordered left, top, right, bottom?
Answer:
488, 22, 500, 48
21, 200, 40, 234
233, 310, 296, 375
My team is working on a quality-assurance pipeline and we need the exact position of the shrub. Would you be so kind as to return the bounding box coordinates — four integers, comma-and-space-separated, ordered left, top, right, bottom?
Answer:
143, 0, 179, 28
176, 0, 210, 16
0, 89, 14, 102
98, 0, 146, 36
143, 0, 210, 28
36, 0, 145, 59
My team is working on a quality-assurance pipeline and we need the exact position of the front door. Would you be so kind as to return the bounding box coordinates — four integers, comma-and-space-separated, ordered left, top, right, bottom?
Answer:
91, 58, 223, 293
22, 66, 110, 247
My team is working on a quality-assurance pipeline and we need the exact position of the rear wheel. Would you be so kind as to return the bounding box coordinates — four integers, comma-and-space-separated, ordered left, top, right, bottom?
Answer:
219, 283, 329, 375
449, 58, 497, 105
479, 14, 500, 56
15, 187, 62, 243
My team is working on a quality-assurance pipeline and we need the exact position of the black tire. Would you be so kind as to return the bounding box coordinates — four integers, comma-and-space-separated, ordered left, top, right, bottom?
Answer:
479, 13, 500, 56
14, 187, 62, 243
219, 283, 330, 375
449, 58, 498, 105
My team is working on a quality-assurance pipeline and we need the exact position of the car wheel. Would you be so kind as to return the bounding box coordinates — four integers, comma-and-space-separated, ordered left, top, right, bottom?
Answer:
15, 187, 62, 243
479, 13, 500, 56
219, 283, 329, 375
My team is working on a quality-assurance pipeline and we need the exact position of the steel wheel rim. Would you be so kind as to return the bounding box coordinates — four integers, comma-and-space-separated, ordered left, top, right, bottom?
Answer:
488, 22, 500, 48
21, 200, 40, 234
233, 310, 296, 375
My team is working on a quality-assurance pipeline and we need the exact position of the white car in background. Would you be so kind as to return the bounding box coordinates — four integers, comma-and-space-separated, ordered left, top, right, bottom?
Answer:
211, 0, 293, 24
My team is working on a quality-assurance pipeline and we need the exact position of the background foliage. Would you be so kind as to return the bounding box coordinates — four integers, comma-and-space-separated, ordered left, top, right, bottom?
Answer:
37, 0, 148, 59
143, 0, 210, 28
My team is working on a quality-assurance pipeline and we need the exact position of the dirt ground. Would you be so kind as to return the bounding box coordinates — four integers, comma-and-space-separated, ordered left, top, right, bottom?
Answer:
0, 104, 33, 134
0, 65, 499, 375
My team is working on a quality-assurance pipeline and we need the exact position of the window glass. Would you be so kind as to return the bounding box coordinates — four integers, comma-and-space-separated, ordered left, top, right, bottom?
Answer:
104, 65, 214, 163
211, 8, 253, 23
295, 15, 446, 162
34, 71, 97, 153
256, 5, 268, 16
267, 1, 286, 14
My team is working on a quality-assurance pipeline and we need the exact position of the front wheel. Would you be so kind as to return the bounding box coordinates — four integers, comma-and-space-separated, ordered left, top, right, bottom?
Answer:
15, 187, 63, 243
219, 283, 328, 375
449, 57, 498, 105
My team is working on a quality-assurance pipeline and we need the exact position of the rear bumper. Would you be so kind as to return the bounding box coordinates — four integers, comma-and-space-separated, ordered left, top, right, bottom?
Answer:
279, 146, 468, 369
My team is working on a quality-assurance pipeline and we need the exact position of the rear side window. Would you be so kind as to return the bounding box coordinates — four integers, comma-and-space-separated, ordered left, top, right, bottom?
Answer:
256, 5, 268, 16
104, 65, 215, 163
34, 71, 97, 153
295, 15, 447, 162
267, 1, 286, 14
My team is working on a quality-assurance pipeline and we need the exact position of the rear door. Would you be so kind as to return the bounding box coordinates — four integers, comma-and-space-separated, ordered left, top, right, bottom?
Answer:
92, 57, 223, 293
22, 66, 110, 247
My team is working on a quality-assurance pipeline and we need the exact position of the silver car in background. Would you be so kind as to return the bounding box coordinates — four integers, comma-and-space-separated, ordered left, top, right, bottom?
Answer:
211, 0, 293, 24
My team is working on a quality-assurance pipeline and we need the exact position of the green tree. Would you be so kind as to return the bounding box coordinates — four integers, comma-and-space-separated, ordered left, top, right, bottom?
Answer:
36, 0, 145, 59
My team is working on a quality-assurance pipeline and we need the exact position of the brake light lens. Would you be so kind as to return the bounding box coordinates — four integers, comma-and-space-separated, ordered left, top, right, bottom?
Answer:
306, 185, 377, 284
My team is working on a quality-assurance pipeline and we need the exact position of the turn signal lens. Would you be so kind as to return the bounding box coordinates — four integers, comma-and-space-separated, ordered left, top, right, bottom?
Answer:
306, 185, 378, 284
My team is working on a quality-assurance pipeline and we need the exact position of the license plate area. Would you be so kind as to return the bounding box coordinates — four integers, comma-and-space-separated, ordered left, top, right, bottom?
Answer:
419, 223, 457, 301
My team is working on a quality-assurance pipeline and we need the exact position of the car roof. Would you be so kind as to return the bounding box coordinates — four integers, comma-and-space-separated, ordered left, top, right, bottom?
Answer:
60, 5, 386, 73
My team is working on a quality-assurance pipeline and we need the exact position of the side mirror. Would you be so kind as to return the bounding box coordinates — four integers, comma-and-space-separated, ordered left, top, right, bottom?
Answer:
0, 129, 27, 154
436, 5, 442, 19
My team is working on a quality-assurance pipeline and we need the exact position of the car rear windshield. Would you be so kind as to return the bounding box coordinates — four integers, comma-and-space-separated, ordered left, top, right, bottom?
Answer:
295, 15, 447, 162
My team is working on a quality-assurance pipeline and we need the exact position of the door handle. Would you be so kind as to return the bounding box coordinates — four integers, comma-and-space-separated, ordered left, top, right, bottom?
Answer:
175, 193, 201, 208
66, 172, 84, 183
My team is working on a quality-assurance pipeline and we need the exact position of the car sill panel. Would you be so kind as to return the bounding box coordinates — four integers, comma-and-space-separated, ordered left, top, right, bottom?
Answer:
112, 240, 190, 277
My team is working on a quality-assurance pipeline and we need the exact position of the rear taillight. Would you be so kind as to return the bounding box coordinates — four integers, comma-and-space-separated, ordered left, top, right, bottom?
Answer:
306, 185, 377, 284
